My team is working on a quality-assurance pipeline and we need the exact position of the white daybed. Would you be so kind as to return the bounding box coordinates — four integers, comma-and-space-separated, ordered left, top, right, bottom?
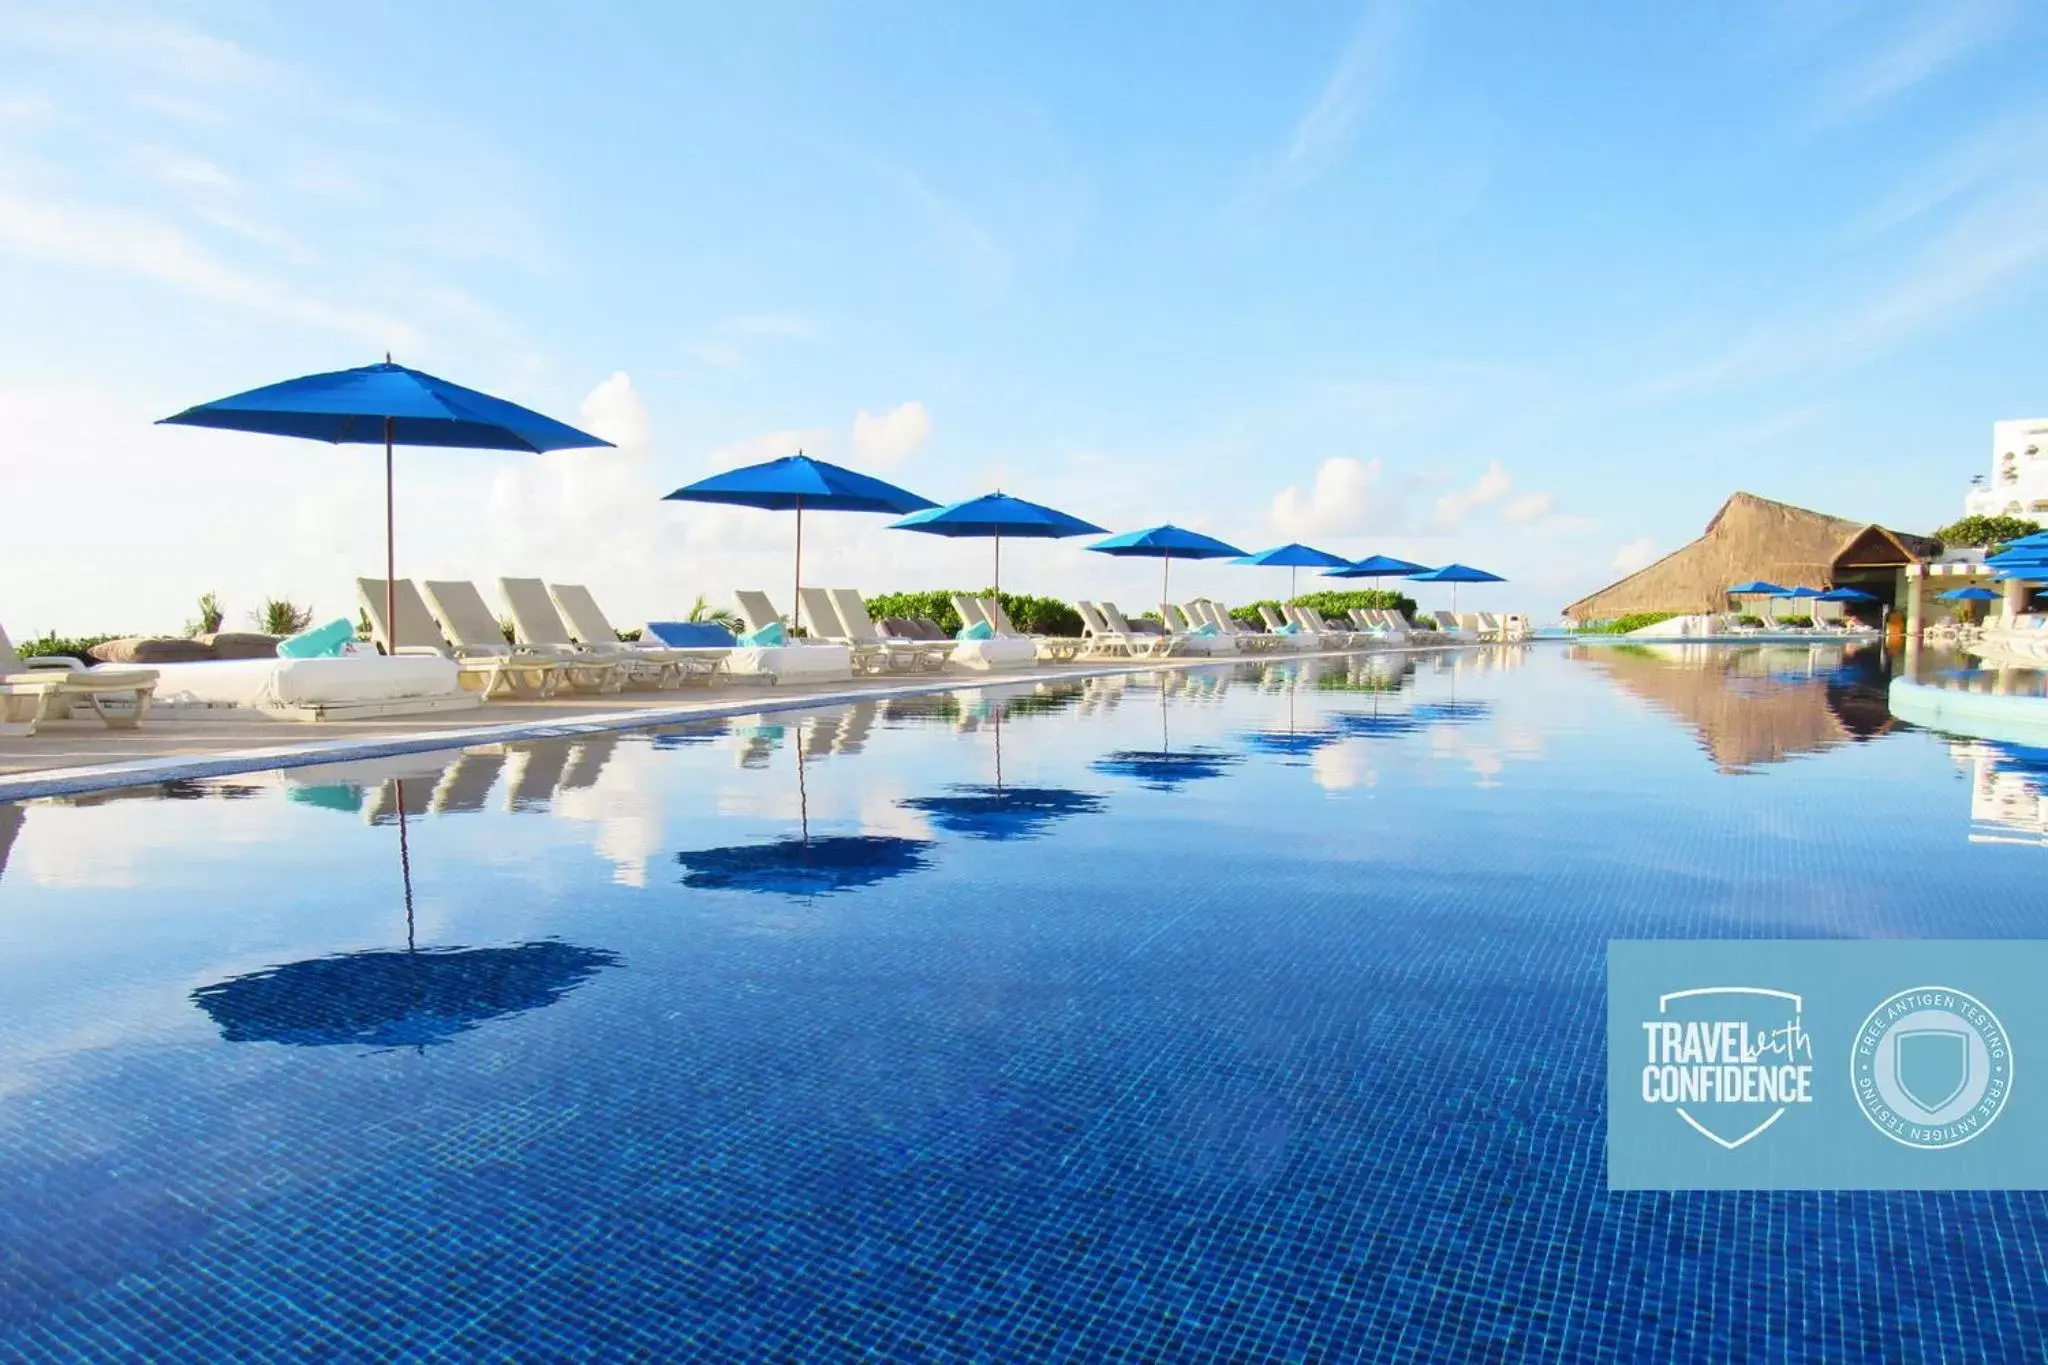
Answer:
89, 654, 480, 722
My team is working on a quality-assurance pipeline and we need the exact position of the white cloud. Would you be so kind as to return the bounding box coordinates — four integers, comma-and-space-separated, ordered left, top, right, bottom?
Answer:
132, 145, 236, 194
1269, 456, 1398, 539
1814, 0, 2017, 125
577, 371, 651, 450
1612, 537, 1659, 573
851, 401, 931, 468
1431, 460, 1513, 530
1274, 0, 1408, 192
1502, 491, 1555, 525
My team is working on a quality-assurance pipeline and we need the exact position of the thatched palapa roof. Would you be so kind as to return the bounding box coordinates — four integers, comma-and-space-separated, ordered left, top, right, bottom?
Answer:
1564, 492, 1938, 621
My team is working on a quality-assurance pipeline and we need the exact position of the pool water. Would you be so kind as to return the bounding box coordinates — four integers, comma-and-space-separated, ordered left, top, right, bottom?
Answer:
2, 644, 2044, 1359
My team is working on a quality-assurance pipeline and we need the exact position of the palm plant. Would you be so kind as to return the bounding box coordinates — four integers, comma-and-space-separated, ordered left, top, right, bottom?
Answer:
688, 593, 742, 633
252, 598, 315, 636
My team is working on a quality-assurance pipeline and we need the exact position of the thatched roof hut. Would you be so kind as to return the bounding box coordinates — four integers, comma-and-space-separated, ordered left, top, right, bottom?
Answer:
1563, 492, 1938, 621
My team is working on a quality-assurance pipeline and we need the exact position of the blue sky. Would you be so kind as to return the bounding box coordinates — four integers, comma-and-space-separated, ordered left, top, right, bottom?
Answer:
3, 0, 2045, 631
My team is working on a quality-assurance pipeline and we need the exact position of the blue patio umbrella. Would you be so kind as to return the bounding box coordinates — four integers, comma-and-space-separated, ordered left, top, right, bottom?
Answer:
1088, 524, 1248, 604
1727, 579, 1789, 623
1816, 587, 1879, 601
1985, 547, 2048, 569
1937, 586, 2001, 601
889, 491, 1104, 595
1998, 531, 2048, 550
159, 359, 614, 645
665, 453, 935, 632
1325, 553, 1429, 579
1230, 543, 1352, 601
1407, 561, 1505, 613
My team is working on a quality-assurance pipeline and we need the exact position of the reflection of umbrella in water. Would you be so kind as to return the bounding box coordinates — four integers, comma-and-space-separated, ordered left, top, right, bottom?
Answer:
1240, 662, 1341, 757
677, 733, 932, 895
191, 778, 616, 1048
1092, 677, 1242, 790
902, 703, 1106, 839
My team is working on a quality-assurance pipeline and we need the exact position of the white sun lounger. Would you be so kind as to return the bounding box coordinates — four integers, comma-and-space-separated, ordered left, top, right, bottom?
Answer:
978, 596, 1076, 664
358, 578, 565, 699
828, 588, 949, 672
501, 578, 673, 689
426, 580, 619, 694
0, 625, 158, 736
799, 587, 891, 674
728, 590, 855, 682
546, 583, 728, 684
1099, 602, 1177, 657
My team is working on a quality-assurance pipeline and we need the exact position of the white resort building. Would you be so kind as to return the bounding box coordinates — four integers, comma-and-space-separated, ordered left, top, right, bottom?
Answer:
1964, 418, 2048, 520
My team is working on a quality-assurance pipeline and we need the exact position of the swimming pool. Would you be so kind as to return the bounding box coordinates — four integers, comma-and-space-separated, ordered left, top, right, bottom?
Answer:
2, 644, 2043, 1359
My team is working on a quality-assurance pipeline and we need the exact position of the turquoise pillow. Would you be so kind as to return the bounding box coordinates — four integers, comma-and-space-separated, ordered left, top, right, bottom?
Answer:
738, 622, 787, 647
1192, 623, 1219, 637
956, 619, 994, 641
277, 616, 355, 659
1275, 622, 1299, 635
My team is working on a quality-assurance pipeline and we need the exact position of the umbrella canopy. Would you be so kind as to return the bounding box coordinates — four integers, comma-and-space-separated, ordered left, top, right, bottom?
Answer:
1937, 586, 2002, 601
1408, 561, 1504, 613
889, 492, 1105, 595
1815, 587, 1879, 602
1231, 543, 1353, 601
1985, 547, 2048, 569
1778, 585, 1823, 598
1088, 524, 1248, 603
1325, 553, 1429, 579
160, 360, 613, 642
192, 941, 619, 1049
1727, 580, 1788, 595
665, 454, 935, 632
1998, 531, 2048, 550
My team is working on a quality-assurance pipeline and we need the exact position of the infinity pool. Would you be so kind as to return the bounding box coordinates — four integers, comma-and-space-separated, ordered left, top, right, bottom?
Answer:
2, 644, 2043, 1359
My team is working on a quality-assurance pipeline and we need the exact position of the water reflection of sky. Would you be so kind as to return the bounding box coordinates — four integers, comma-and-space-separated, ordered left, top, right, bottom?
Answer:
2, 644, 2046, 1358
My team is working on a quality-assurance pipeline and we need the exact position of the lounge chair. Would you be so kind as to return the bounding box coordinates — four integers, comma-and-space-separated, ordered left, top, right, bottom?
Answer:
1099, 602, 1178, 656
547, 583, 728, 684
359, 577, 565, 699
828, 589, 949, 672
1288, 604, 1357, 647
1192, 600, 1273, 653
950, 595, 992, 633
1074, 601, 1144, 658
1160, 603, 1234, 656
501, 578, 674, 690
980, 597, 1082, 663
798, 587, 894, 674
726, 591, 855, 682
425, 580, 620, 694
944, 595, 1036, 671
0, 625, 158, 736
1430, 610, 1478, 641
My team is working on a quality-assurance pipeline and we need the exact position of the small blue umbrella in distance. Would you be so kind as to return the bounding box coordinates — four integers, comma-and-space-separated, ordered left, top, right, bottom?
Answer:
1230, 542, 1353, 601
160, 358, 613, 643
666, 452, 935, 632
1087, 524, 1248, 604
889, 491, 1104, 595
1936, 586, 2001, 601
1407, 561, 1506, 614
1327, 554, 1430, 578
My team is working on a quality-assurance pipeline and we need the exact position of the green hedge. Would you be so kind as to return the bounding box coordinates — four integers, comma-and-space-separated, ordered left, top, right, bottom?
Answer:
863, 589, 1083, 637
1230, 588, 1418, 626
12, 633, 122, 662
1578, 611, 1677, 636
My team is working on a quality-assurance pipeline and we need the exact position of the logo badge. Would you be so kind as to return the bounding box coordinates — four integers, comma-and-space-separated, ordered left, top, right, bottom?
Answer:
1638, 987, 1814, 1150
1852, 986, 2012, 1149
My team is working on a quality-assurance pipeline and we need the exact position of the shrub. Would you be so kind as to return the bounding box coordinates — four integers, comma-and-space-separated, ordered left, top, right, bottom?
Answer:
13, 632, 121, 662
251, 597, 315, 636
1778, 614, 1813, 628
1231, 588, 1419, 626
860, 589, 1084, 637
1736, 614, 1766, 627
1579, 611, 1677, 636
183, 591, 225, 638
1934, 514, 2041, 550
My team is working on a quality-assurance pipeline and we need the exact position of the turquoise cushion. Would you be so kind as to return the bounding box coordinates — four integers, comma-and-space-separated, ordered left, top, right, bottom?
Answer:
956, 619, 994, 641
738, 622, 787, 647
276, 617, 355, 659
1192, 623, 1219, 637
1275, 622, 1299, 635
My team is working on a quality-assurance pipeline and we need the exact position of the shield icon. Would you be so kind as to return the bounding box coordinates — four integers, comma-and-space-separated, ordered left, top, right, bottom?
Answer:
1894, 1028, 1969, 1113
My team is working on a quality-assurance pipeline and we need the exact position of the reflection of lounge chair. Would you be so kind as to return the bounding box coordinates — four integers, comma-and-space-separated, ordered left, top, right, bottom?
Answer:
0, 800, 23, 882
433, 749, 507, 814
501, 578, 671, 689
547, 584, 727, 683
359, 578, 561, 699
425, 580, 616, 694
507, 742, 573, 811
0, 625, 157, 736
830, 589, 949, 672
561, 736, 616, 791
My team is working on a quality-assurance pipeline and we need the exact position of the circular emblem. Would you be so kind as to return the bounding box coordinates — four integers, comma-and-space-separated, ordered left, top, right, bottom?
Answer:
1851, 985, 2012, 1149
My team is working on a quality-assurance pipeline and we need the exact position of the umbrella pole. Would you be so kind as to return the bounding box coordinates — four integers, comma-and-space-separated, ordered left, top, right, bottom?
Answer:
384, 417, 396, 652
793, 495, 803, 633
1162, 554, 1171, 609
1290, 565, 1297, 603
993, 530, 1001, 598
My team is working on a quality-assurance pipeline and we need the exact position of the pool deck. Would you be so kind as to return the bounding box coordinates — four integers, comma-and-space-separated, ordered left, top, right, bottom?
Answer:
0, 645, 1446, 801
